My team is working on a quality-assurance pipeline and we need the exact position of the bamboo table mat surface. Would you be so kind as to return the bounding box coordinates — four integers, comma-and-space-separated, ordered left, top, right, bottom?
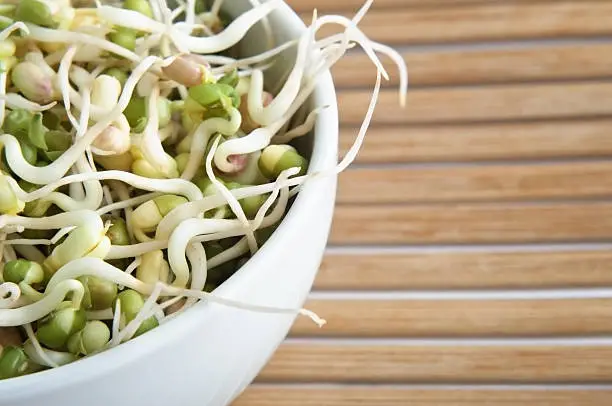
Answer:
234, 1, 612, 404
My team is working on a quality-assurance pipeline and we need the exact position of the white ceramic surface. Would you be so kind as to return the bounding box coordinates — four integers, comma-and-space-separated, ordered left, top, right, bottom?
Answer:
0, 2, 339, 405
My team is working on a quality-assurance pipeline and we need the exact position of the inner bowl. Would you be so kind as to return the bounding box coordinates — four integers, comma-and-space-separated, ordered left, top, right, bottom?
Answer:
0, 2, 339, 406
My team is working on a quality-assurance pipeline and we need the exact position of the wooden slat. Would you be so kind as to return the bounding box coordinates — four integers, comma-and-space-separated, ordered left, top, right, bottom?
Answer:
259, 344, 612, 383
303, 2, 612, 45
235, 386, 612, 406
315, 250, 612, 290
332, 43, 612, 88
339, 120, 612, 164
330, 202, 612, 245
286, 0, 482, 13
339, 82, 612, 125
338, 162, 612, 204
291, 299, 612, 337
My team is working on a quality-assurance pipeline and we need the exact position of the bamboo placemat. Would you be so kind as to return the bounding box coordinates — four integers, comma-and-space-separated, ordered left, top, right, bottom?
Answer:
234, 1, 612, 404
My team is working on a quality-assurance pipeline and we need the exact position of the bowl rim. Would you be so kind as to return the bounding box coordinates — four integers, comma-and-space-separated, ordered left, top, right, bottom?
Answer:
0, 1, 339, 392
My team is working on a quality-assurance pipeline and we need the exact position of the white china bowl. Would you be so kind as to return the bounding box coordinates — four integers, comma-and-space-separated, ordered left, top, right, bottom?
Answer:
0, 2, 338, 405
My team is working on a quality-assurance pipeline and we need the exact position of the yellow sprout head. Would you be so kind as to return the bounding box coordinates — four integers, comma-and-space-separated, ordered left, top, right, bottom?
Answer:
0, 171, 24, 215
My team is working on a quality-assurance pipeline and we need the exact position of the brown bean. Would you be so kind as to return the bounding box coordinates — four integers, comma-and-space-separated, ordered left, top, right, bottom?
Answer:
0, 327, 22, 348
162, 56, 203, 87
240, 91, 274, 133
165, 298, 187, 316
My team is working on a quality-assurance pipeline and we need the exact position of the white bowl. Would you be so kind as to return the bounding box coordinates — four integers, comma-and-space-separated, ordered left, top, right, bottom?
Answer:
0, 2, 338, 405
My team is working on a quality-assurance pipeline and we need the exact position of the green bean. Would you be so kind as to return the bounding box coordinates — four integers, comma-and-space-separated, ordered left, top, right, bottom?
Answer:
124, 96, 172, 129
36, 305, 87, 350
134, 316, 158, 337
116, 289, 144, 321
123, 0, 154, 19
0, 346, 29, 380
193, 176, 212, 194
78, 275, 118, 311
258, 145, 308, 179
188, 83, 221, 107
67, 321, 110, 356
238, 193, 267, 218
105, 217, 130, 246
103, 67, 128, 87
195, 178, 231, 218
109, 28, 136, 52
223, 181, 267, 218
3, 259, 44, 285
115, 290, 158, 336
153, 194, 188, 217
188, 83, 239, 111
14, 0, 54, 27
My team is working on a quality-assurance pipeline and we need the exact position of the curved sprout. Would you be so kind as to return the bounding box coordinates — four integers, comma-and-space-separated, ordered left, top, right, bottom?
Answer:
0, 94, 57, 112
180, 108, 242, 181
184, 243, 207, 307
171, 0, 282, 53
0, 279, 84, 327
25, 24, 139, 62
8, 171, 202, 203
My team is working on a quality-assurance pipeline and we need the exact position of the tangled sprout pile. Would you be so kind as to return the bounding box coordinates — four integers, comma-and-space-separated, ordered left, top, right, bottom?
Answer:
0, 0, 406, 379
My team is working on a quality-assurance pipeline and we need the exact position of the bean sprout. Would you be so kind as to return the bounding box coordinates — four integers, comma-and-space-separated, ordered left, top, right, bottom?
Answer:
0, 0, 407, 379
